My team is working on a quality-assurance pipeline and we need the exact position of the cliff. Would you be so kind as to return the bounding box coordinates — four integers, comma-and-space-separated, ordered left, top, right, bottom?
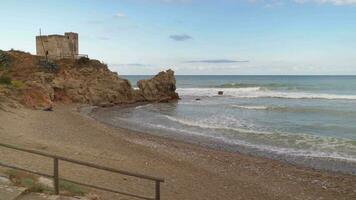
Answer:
0, 50, 179, 109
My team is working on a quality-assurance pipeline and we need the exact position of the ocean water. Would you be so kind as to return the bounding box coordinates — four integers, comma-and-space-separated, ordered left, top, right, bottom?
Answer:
92, 76, 356, 174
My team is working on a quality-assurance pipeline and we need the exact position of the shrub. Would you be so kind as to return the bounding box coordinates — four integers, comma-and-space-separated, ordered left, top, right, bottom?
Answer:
0, 50, 11, 69
21, 178, 35, 188
38, 59, 59, 72
77, 56, 90, 65
0, 76, 11, 85
59, 180, 86, 196
11, 80, 26, 89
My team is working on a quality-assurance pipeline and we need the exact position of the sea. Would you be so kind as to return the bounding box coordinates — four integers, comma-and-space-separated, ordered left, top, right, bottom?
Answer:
91, 75, 356, 174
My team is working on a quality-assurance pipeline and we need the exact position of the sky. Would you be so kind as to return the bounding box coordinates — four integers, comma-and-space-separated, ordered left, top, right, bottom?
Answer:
0, 0, 356, 75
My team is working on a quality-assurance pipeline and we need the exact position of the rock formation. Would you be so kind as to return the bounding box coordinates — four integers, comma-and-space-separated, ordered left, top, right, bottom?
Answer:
137, 69, 179, 102
0, 50, 179, 109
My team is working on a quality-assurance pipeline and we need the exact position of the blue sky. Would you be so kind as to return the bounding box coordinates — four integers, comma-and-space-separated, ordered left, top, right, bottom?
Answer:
0, 0, 355, 75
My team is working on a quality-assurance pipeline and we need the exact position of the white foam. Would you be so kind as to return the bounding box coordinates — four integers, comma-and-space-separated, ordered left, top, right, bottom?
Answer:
176, 88, 356, 100
231, 105, 268, 110
147, 121, 356, 162
163, 115, 273, 135
135, 104, 152, 110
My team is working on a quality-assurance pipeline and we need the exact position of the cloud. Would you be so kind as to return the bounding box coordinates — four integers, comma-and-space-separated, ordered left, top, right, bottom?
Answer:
169, 34, 192, 41
114, 12, 126, 18
184, 59, 249, 64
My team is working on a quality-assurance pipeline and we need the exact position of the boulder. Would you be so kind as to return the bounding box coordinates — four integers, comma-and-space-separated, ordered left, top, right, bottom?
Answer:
137, 69, 179, 102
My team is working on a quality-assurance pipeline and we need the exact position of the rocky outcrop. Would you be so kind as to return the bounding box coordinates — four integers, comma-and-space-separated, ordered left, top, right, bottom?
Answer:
137, 69, 179, 102
0, 50, 179, 109
51, 59, 136, 106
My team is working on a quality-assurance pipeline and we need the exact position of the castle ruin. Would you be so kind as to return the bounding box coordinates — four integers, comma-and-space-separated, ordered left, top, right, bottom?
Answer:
36, 32, 79, 60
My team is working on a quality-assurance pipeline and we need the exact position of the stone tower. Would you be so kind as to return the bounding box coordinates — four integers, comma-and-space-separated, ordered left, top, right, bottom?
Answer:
36, 32, 79, 60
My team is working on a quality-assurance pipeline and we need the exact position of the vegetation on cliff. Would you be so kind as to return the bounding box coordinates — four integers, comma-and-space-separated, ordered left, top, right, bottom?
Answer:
0, 50, 179, 109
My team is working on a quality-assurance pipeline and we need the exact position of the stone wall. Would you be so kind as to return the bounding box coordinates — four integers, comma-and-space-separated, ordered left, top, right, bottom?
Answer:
36, 32, 78, 60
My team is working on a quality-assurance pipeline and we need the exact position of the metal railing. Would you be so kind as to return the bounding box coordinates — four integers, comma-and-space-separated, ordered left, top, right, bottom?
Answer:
0, 143, 164, 200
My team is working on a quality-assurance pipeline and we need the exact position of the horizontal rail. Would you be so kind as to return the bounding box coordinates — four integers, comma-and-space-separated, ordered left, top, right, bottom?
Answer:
60, 158, 164, 182
0, 143, 164, 182
60, 177, 155, 200
0, 161, 53, 178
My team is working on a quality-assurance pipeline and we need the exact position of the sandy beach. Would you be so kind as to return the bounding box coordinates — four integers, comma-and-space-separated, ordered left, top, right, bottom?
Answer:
0, 104, 356, 200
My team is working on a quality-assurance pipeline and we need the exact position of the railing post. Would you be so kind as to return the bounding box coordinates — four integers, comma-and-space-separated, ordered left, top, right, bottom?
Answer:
53, 158, 59, 195
155, 181, 160, 200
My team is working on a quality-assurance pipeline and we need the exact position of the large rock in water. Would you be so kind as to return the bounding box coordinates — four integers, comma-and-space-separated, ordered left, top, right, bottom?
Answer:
137, 69, 179, 102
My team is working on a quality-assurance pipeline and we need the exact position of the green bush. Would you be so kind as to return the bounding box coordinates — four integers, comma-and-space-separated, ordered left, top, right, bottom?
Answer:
19, 178, 52, 193
21, 178, 35, 188
11, 80, 26, 89
59, 180, 86, 196
38, 59, 59, 72
0, 76, 11, 85
77, 56, 90, 65
0, 50, 11, 69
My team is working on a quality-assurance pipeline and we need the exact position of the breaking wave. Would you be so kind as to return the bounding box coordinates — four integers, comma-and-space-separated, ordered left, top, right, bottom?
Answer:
216, 83, 290, 89
177, 87, 356, 100
230, 105, 356, 116
163, 115, 271, 135
231, 105, 269, 110
160, 115, 356, 162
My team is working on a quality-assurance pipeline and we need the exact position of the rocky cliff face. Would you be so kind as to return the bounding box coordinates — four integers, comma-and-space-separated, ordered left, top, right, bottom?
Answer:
0, 50, 179, 109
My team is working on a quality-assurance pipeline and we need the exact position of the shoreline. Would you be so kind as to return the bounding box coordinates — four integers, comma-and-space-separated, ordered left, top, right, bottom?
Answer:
89, 103, 356, 176
0, 103, 356, 199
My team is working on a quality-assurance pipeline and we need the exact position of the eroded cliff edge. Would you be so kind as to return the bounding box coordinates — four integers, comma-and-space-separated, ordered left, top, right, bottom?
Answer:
0, 50, 179, 109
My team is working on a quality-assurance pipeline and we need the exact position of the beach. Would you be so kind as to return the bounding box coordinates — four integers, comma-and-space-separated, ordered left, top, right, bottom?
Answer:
0, 104, 356, 200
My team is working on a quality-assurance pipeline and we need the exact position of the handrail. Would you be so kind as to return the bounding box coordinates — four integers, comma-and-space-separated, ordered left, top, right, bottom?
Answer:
0, 142, 164, 200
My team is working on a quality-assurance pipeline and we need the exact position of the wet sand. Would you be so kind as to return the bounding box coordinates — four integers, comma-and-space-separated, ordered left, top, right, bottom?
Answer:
0, 104, 356, 199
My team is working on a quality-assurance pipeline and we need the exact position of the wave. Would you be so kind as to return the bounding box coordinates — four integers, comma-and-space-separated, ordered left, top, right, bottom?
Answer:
159, 115, 356, 162
231, 105, 269, 110
230, 105, 356, 116
176, 88, 356, 100
163, 115, 274, 135
135, 104, 152, 110
216, 83, 290, 89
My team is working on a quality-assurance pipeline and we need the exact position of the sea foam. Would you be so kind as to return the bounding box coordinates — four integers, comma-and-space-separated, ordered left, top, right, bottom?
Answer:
176, 87, 356, 100
155, 115, 356, 163
159, 115, 356, 162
